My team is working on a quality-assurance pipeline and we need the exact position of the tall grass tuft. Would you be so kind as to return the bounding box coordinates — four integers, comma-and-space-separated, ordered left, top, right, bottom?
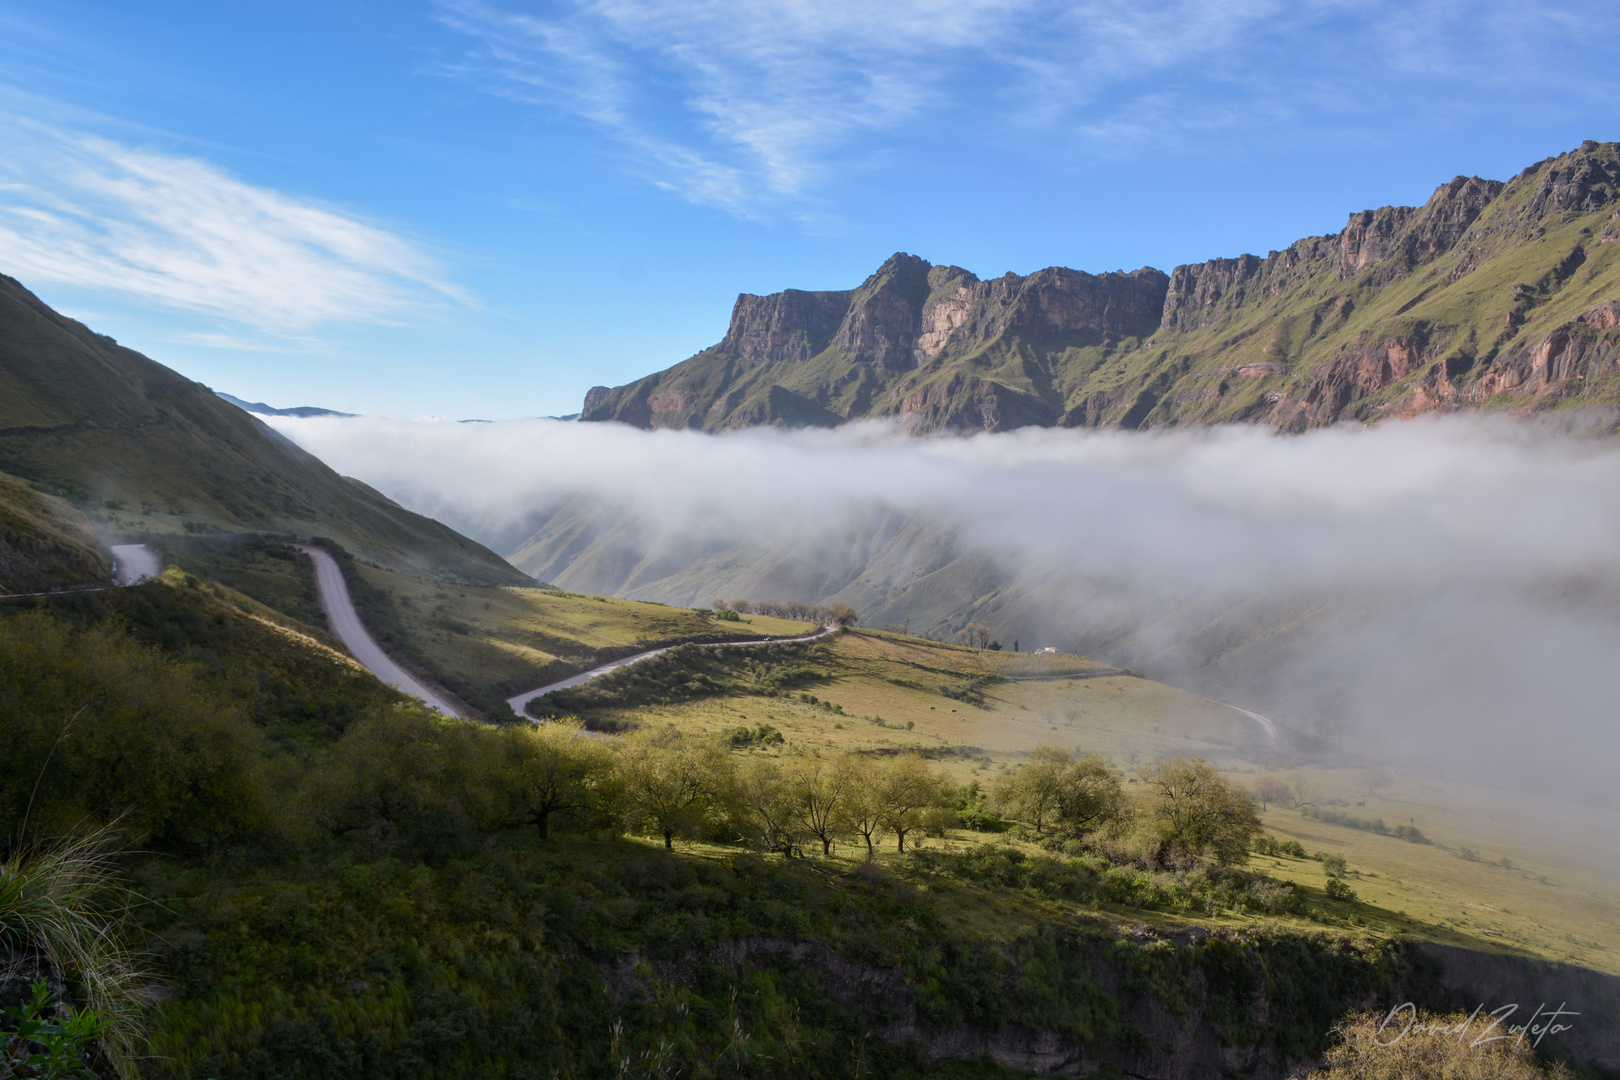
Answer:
0, 826, 149, 1078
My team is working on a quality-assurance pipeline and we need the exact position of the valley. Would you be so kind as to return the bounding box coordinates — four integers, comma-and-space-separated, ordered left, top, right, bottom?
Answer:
3, 147, 1618, 1078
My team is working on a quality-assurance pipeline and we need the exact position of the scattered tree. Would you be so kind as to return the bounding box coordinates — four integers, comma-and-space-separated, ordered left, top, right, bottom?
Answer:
840, 757, 885, 856
1053, 752, 1127, 835
993, 747, 1068, 835
732, 758, 799, 856
617, 730, 733, 849
502, 723, 616, 839
1251, 776, 1294, 812
874, 755, 944, 852
995, 746, 1124, 837
1137, 757, 1262, 866
956, 623, 993, 650
1357, 767, 1394, 799
786, 755, 854, 856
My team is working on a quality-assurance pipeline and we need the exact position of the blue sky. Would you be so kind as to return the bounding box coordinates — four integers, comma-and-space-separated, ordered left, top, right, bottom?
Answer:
0, 0, 1615, 418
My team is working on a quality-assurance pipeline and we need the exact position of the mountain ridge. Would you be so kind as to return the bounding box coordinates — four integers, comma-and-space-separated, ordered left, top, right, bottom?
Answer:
0, 274, 529, 586
582, 140, 1620, 433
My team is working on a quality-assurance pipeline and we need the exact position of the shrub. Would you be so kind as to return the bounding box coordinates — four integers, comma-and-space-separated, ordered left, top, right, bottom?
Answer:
0, 610, 269, 845
1302, 1009, 1574, 1079
1, 979, 110, 1080
723, 724, 784, 748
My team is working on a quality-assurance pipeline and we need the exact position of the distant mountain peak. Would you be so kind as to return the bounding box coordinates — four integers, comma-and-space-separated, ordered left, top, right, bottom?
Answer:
216, 392, 355, 419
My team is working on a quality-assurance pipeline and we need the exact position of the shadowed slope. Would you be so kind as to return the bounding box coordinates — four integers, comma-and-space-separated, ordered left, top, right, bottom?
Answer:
0, 274, 528, 585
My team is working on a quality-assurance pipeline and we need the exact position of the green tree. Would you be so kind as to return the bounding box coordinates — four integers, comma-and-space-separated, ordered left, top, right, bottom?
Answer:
875, 755, 944, 853
0, 610, 267, 845
992, 746, 1069, 835
1052, 752, 1127, 836
841, 756, 885, 856
1137, 757, 1262, 866
616, 730, 734, 849
786, 754, 855, 856
733, 758, 799, 856
501, 723, 617, 839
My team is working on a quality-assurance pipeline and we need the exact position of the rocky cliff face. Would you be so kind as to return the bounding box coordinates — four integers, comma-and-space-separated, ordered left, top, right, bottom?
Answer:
723, 288, 852, 364
918, 263, 1168, 358
583, 140, 1620, 434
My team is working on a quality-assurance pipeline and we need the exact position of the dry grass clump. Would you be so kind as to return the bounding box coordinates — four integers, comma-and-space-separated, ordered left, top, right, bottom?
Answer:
0, 827, 149, 1078
1301, 1008, 1575, 1079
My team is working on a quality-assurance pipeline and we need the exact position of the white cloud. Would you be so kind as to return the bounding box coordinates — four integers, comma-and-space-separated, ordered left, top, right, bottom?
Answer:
437, 0, 1035, 213
435, 0, 1620, 216
0, 123, 465, 331
262, 413, 1620, 807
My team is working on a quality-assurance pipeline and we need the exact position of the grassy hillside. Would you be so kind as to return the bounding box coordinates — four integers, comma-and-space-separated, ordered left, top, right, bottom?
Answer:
583, 141, 1620, 434
545, 628, 1620, 976
0, 274, 527, 585
3, 568, 1612, 1079
340, 558, 816, 712
157, 531, 817, 719
0, 468, 109, 593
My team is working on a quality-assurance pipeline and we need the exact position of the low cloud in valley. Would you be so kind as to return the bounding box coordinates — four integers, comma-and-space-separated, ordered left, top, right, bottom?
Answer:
268, 412, 1620, 812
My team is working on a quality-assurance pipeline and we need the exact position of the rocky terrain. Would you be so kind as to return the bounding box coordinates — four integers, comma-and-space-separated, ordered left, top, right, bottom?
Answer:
583, 141, 1620, 433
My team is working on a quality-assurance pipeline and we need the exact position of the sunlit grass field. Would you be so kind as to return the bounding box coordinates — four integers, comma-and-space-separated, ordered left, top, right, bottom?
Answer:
356, 564, 812, 677
568, 628, 1620, 974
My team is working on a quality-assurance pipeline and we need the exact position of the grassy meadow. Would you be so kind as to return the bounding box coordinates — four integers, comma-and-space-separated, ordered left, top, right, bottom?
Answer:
556, 628, 1620, 975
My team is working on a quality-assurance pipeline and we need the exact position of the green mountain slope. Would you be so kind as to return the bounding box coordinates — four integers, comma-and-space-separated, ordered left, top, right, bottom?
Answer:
0, 468, 109, 593
584, 140, 1620, 432
0, 274, 528, 585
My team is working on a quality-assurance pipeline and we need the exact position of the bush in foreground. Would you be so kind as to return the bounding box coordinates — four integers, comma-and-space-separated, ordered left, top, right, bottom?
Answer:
1302, 1009, 1575, 1080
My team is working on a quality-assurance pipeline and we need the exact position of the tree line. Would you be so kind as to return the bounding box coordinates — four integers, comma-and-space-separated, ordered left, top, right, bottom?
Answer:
455, 728, 1264, 870
711, 598, 858, 626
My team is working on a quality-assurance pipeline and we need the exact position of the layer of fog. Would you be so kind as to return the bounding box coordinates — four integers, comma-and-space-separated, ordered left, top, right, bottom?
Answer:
267, 413, 1620, 814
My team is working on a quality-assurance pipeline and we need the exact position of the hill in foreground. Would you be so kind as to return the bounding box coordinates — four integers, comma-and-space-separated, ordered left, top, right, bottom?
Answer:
0, 274, 527, 586
3, 562, 1616, 1079
583, 141, 1620, 433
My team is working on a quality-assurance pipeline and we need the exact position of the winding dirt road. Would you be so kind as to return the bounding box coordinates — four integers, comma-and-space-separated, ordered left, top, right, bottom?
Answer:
294, 544, 463, 717
1224, 703, 1279, 740
506, 625, 836, 719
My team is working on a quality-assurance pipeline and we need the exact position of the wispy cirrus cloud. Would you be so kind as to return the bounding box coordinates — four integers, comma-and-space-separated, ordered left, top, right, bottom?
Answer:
435, 0, 1053, 214
435, 0, 1620, 217
0, 122, 466, 332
